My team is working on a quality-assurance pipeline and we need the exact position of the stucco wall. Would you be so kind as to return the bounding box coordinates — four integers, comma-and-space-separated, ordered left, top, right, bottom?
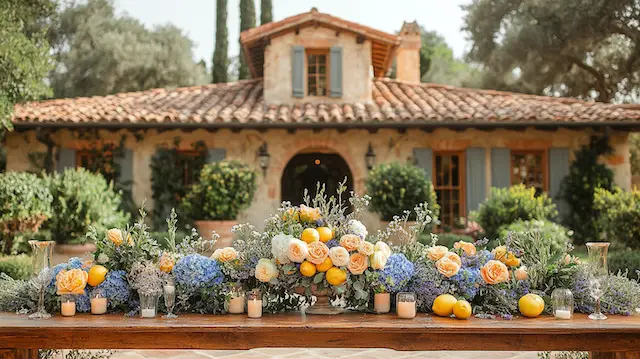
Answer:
4, 128, 631, 231
263, 26, 373, 105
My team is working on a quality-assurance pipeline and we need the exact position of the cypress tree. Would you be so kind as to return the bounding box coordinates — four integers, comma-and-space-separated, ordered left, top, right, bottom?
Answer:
238, 0, 255, 80
212, 0, 229, 83
260, 0, 272, 25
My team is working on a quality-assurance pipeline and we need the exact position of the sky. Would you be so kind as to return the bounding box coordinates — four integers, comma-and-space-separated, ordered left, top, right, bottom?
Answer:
113, 0, 472, 67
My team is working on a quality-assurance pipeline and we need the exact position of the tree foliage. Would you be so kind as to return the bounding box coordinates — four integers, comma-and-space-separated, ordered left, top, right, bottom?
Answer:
260, 0, 272, 25
463, 0, 640, 102
419, 29, 482, 88
49, 0, 207, 98
238, 0, 256, 80
212, 0, 229, 83
0, 0, 55, 130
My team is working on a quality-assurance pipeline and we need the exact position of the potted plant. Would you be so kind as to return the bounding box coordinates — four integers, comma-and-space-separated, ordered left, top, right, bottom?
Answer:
181, 160, 257, 248
365, 162, 439, 239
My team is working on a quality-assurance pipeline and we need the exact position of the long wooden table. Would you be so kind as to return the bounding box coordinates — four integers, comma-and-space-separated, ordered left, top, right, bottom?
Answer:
1, 313, 639, 359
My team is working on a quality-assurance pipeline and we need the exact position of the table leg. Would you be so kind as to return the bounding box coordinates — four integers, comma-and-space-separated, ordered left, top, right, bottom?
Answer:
0, 349, 38, 359
591, 352, 640, 359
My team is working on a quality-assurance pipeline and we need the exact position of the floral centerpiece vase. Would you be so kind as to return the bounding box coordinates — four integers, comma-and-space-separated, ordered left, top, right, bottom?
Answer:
28, 240, 55, 320
302, 285, 344, 315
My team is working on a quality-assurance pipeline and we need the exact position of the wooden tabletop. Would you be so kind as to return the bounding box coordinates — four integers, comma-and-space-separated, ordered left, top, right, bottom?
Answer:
1, 313, 639, 352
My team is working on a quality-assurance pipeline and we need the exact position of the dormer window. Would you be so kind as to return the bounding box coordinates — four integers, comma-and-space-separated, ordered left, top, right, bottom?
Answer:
307, 50, 329, 96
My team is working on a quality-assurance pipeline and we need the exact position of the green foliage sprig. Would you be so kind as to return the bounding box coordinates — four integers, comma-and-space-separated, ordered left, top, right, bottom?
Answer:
499, 219, 572, 254
594, 187, 640, 249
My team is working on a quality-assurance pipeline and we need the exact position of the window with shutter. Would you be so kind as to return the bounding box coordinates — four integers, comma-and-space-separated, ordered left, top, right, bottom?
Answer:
306, 49, 329, 96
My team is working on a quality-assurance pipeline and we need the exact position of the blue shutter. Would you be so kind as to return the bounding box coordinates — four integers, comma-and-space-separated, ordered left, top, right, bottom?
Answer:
329, 46, 343, 98
466, 147, 486, 214
56, 148, 76, 173
412, 148, 432, 180
491, 148, 511, 188
549, 148, 570, 220
208, 148, 226, 163
116, 149, 133, 189
292, 46, 305, 98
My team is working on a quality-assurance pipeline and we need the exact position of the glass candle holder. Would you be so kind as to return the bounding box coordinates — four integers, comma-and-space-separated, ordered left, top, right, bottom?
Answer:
396, 292, 416, 319
90, 288, 108, 315
139, 291, 160, 318
551, 288, 574, 320
247, 289, 263, 319
60, 294, 77, 317
374, 292, 390, 314
163, 277, 177, 319
228, 284, 246, 314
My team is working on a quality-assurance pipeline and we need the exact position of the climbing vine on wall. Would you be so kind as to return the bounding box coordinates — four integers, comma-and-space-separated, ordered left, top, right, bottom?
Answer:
150, 138, 208, 229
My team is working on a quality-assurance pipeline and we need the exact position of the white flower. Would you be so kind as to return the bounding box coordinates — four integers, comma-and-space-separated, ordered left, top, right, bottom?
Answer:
357, 241, 375, 256
255, 258, 278, 283
370, 251, 388, 270
271, 233, 294, 265
287, 239, 309, 263
347, 219, 368, 239
97, 253, 110, 264
329, 246, 350, 267
374, 241, 392, 259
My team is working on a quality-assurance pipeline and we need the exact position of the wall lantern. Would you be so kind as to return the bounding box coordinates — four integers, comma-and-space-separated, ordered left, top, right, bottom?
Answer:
257, 143, 270, 176
365, 143, 376, 170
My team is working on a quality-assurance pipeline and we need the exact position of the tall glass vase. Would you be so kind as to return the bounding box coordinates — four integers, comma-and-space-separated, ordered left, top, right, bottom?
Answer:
28, 240, 55, 320
586, 242, 610, 320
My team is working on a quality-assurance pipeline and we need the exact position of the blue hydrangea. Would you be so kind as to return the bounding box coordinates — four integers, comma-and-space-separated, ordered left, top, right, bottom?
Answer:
407, 262, 449, 312
450, 267, 482, 301
95, 270, 130, 309
376, 254, 415, 293
76, 291, 91, 313
174, 254, 224, 288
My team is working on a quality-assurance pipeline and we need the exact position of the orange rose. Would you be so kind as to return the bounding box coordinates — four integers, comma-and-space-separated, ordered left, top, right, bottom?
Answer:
427, 246, 448, 261
454, 241, 477, 256
436, 257, 461, 278
347, 253, 368, 275
107, 229, 124, 247
480, 260, 510, 285
340, 234, 362, 252
504, 253, 520, 267
158, 252, 175, 273
492, 246, 508, 262
307, 241, 330, 265
515, 266, 528, 281
212, 247, 238, 262
443, 251, 461, 266
56, 269, 89, 295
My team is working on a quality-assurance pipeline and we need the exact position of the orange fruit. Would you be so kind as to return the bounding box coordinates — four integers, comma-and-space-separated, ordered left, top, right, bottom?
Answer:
301, 228, 320, 244
300, 261, 317, 277
317, 227, 333, 243
432, 294, 457, 317
453, 300, 472, 319
326, 267, 347, 286
519, 294, 545, 318
87, 265, 108, 287
315, 257, 333, 272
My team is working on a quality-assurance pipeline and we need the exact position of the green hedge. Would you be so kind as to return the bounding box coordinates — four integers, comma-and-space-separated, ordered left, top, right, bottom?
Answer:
594, 187, 640, 249
609, 250, 640, 280
499, 219, 571, 254
0, 172, 52, 229
0, 254, 32, 280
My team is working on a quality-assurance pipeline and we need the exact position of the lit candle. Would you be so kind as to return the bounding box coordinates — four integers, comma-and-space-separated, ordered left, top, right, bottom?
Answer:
247, 299, 262, 318
228, 295, 245, 314
555, 309, 572, 320
396, 301, 416, 319
374, 293, 390, 314
141, 308, 156, 318
61, 301, 76, 317
90, 296, 108, 315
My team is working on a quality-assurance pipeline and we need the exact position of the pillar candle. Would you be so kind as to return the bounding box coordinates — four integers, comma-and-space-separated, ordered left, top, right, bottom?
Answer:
228, 296, 245, 314
554, 309, 572, 320
61, 301, 76, 317
396, 301, 416, 319
374, 293, 390, 314
91, 297, 108, 315
141, 308, 156, 318
247, 299, 262, 318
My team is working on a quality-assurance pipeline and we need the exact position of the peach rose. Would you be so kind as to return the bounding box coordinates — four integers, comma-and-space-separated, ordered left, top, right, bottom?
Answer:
347, 253, 369, 275
370, 251, 388, 270
329, 246, 350, 267
492, 246, 508, 263
454, 241, 477, 256
436, 257, 461, 278
287, 239, 309, 263
504, 253, 520, 267
107, 229, 124, 247
374, 241, 391, 259
212, 247, 238, 263
515, 266, 528, 281
299, 205, 322, 222
158, 252, 175, 273
56, 269, 89, 295
443, 251, 461, 266
255, 258, 278, 283
480, 260, 510, 285
307, 241, 330, 265
340, 234, 362, 252
358, 241, 375, 256
427, 245, 448, 261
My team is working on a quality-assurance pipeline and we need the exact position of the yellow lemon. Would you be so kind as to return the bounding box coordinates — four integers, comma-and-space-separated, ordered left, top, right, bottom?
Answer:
518, 294, 545, 318
300, 261, 317, 277
453, 300, 472, 319
87, 265, 108, 287
326, 267, 347, 286
315, 257, 333, 272
432, 294, 458, 317
301, 228, 320, 244
317, 227, 333, 243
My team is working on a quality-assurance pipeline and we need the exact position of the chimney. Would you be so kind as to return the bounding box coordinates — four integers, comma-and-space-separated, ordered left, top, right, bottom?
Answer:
396, 21, 421, 83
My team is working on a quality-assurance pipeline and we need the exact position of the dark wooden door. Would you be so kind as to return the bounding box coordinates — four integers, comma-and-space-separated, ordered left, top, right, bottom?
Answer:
281, 153, 353, 205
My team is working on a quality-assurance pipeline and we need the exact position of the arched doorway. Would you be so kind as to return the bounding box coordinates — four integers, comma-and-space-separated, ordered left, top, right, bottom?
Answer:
281, 153, 353, 205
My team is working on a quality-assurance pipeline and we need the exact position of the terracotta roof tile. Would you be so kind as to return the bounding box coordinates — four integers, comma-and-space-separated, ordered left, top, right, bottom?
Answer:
12, 78, 640, 128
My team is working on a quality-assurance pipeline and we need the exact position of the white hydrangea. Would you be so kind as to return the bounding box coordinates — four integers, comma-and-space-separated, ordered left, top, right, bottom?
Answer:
97, 253, 110, 264
271, 233, 294, 265
346, 219, 368, 240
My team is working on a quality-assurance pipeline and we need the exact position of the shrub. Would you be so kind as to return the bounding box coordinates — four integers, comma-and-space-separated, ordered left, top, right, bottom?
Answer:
594, 187, 640, 249
608, 250, 640, 280
366, 162, 440, 228
43, 168, 129, 244
499, 219, 571, 254
471, 184, 558, 241
0, 254, 32, 280
181, 160, 257, 220
0, 172, 53, 232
